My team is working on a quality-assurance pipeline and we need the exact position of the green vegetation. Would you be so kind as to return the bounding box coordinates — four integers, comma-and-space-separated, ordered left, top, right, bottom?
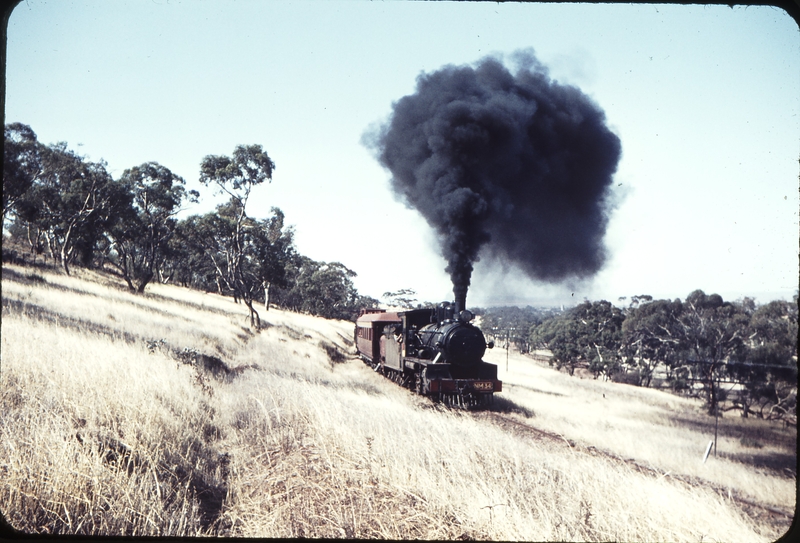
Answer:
3, 123, 378, 323
516, 293, 798, 420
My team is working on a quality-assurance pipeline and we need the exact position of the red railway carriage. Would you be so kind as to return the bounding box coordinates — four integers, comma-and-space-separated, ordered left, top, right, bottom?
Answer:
355, 302, 501, 407
354, 309, 401, 364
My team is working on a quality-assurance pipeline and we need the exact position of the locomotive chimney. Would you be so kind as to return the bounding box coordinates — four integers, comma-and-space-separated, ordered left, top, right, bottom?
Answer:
454, 285, 467, 315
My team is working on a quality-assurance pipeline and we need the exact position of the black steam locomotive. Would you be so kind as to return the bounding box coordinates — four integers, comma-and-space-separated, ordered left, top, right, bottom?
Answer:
355, 301, 501, 407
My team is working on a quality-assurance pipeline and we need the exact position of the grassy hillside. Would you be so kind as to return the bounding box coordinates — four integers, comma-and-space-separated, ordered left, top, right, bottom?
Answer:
1, 262, 795, 540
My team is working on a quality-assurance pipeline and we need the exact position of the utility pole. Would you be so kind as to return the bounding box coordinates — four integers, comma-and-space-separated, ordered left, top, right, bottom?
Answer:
506, 329, 510, 372
505, 328, 515, 372
713, 375, 719, 457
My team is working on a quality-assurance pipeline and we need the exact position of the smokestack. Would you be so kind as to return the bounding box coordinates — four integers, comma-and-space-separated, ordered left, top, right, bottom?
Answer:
454, 284, 467, 315
365, 50, 621, 301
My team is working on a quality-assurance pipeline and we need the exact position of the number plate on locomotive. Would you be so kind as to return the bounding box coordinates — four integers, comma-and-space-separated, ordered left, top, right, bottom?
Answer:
473, 381, 493, 391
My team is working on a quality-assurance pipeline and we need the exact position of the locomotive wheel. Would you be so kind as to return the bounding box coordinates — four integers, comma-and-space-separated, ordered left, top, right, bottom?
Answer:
436, 392, 493, 409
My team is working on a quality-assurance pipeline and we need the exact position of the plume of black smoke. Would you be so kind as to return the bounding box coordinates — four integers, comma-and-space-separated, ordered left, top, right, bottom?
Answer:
365, 51, 621, 309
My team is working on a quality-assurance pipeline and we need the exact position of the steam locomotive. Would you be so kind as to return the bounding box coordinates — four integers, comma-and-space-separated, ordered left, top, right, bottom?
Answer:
355, 301, 502, 407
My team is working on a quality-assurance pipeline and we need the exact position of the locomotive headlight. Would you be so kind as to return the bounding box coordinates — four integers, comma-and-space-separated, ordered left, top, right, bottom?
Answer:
458, 310, 474, 322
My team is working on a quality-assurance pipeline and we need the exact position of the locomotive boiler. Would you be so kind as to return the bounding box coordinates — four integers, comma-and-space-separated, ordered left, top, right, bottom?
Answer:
355, 301, 501, 407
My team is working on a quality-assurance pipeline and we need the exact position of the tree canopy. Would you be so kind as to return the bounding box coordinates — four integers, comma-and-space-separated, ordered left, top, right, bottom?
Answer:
529, 291, 797, 419
3, 124, 379, 327
104, 162, 198, 292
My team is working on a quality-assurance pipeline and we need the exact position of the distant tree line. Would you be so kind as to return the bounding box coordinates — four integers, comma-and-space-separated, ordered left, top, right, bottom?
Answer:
492, 291, 797, 421
477, 305, 562, 352
3, 123, 379, 324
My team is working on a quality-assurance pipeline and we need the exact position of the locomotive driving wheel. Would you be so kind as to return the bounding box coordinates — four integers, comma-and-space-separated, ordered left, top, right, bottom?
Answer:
415, 374, 424, 395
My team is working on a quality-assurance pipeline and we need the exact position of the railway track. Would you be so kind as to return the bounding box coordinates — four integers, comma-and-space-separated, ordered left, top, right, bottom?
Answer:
474, 411, 795, 533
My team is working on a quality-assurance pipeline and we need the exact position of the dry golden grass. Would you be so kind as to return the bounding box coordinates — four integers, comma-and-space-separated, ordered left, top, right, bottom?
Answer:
1, 262, 794, 540
487, 348, 796, 513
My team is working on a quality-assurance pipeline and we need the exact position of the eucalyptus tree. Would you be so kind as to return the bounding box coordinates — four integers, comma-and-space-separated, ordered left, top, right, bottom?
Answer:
733, 298, 799, 418
14, 142, 115, 275
252, 208, 295, 311
674, 290, 750, 414
3, 124, 48, 262
3, 123, 42, 228
275, 257, 364, 320
382, 288, 419, 309
621, 298, 683, 387
529, 312, 585, 375
529, 301, 625, 378
168, 213, 222, 292
105, 162, 198, 292
578, 300, 626, 380
197, 144, 275, 325
305, 261, 362, 320
176, 201, 292, 328
183, 201, 243, 298
199, 144, 275, 271
223, 205, 296, 326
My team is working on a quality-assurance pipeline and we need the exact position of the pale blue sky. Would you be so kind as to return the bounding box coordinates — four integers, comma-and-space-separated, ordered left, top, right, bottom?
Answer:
5, 1, 799, 307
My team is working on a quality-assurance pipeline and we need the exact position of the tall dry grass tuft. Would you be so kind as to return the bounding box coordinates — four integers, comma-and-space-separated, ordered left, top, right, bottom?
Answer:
1, 262, 794, 540
1, 317, 218, 535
